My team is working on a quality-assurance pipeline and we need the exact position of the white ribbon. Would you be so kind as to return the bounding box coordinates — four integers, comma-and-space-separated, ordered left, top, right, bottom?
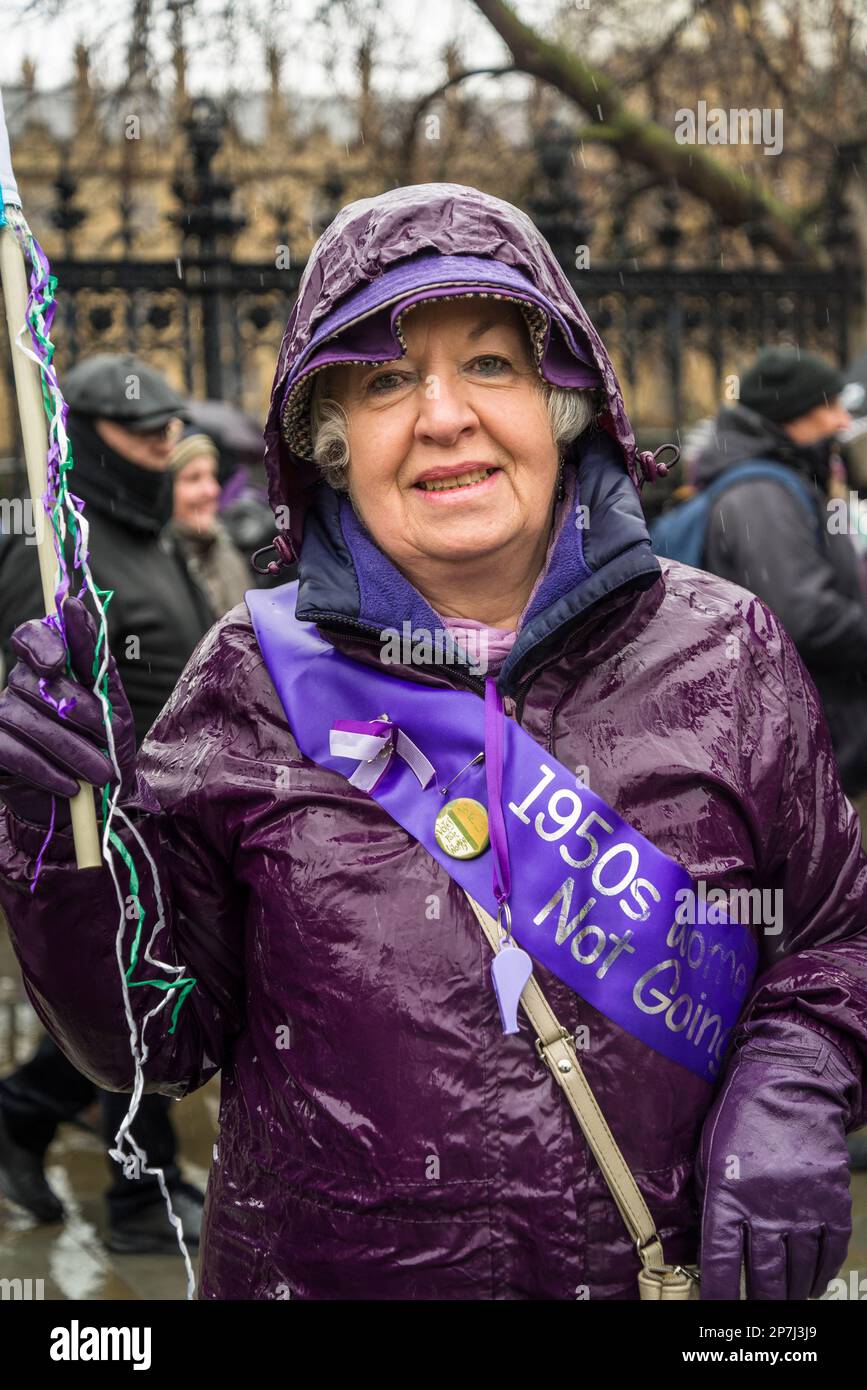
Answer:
329, 719, 435, 793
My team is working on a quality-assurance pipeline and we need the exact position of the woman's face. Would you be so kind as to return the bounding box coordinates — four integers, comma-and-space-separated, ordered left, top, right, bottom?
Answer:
172, 454, 221, 534
325, 299, 559, 572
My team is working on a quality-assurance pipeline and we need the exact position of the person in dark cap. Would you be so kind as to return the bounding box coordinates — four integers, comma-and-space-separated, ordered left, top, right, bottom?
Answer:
57, 352, 191, 433
0, 352, 212, 1251
693, 346, 867, 811
737, 346, 847, 431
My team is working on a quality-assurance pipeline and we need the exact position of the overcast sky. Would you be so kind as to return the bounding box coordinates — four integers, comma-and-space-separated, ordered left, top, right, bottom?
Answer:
0, 0, 554, 100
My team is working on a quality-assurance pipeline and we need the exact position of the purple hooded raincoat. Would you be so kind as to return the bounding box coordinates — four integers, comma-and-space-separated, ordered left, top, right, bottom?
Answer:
1, 184, 867, 1300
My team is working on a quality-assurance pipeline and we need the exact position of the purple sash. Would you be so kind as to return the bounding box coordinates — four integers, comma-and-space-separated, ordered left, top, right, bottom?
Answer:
247, 584, 757, 1082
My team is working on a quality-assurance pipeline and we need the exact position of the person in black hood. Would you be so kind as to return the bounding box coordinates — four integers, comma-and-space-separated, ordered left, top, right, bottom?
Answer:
694, 346, 867, 804
0, 353, 212, 1253
0, 355, 217, 742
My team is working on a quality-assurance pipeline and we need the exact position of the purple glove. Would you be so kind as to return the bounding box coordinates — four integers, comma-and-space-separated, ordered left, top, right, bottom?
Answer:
0, 596, 136, 831
695, 1015, 858, 1300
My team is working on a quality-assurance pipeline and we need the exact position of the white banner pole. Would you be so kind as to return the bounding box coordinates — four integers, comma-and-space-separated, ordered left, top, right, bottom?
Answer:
0, 86, 101, 868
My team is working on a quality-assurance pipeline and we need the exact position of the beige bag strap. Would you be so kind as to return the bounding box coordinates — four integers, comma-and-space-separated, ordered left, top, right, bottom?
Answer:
464, 891, 699, 1300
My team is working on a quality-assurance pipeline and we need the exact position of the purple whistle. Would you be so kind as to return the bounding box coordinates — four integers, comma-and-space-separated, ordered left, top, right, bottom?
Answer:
491, 942, 534, 1034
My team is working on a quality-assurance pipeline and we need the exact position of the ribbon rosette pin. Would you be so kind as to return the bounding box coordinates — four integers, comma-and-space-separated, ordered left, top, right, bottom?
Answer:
329, 717, 435, 793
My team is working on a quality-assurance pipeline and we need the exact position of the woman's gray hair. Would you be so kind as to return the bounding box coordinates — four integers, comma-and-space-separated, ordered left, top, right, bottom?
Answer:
310, 374, 594, 494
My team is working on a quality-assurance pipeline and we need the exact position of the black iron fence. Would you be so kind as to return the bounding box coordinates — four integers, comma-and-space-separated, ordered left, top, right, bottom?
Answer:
18, 259, 852, 436
37, 255, 302, 410
567, 265, 855, 430
1, 101, 862, 461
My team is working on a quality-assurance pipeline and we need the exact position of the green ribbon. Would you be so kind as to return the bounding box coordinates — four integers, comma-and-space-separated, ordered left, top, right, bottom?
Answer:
22, 223, 197, 1034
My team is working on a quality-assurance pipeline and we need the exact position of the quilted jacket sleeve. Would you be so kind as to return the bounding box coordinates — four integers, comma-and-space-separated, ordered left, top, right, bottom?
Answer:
0, 609, 255, 1098
734, 601, 867, 1128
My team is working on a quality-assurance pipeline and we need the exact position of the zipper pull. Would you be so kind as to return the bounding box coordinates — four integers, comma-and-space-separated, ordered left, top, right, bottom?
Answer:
502, 695, 518, 720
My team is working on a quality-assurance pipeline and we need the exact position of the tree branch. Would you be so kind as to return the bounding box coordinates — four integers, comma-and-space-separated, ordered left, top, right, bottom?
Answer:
740, 0, 835, 151
618, 0, 716, 92
470, 0, 820, 264
396, 65, 515, 184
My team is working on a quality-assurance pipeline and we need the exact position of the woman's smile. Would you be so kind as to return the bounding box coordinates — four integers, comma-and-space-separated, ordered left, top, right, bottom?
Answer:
413, 463, 501, 500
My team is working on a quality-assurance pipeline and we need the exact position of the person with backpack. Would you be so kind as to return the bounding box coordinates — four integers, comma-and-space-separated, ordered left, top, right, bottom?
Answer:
652, 348, 867, 810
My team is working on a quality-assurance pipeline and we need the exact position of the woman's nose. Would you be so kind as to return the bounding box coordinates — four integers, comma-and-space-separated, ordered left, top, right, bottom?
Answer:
194, 477, 219, 503
413, 376, 480, 445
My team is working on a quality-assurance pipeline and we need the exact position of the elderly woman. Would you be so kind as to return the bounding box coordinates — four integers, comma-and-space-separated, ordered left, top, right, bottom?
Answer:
167, 426, 250, 621
0, 184, 865, 1302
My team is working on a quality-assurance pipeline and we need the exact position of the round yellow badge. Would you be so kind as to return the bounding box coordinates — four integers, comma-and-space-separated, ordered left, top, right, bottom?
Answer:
434, 797, 490, 860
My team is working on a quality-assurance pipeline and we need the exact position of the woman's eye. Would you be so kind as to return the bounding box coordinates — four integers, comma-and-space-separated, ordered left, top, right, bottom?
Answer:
366, 371, 406, 395
471, 355, 511, 376
364, 357, 510, 393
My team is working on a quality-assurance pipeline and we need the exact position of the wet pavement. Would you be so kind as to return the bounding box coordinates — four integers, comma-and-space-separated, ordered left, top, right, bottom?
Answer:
2, 918, 866, 1300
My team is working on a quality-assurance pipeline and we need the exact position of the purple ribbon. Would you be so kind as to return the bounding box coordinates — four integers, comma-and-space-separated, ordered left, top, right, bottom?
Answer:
484, 679, 511, 909
330, 717, 435, 792
29, 794, 56, 893
485, 678, 535, 1032
38, 677, 76, 719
